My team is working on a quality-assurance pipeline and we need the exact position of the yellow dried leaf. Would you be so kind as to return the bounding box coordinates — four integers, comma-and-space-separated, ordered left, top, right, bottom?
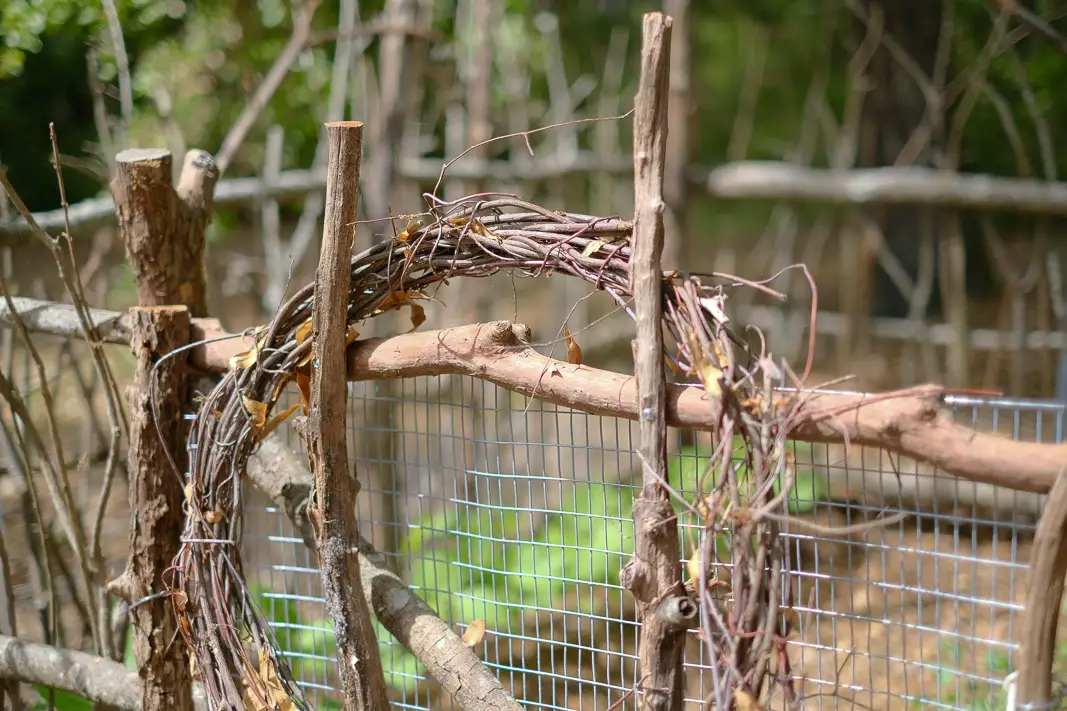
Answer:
189, 650, 198, 679
229, 347, 258, 370
396, 218, 422, 242
270, 375, 291, 404
468, 219, 498, 239
258, 403, 301, 441
241, 394, 268, 429
697, 361, 723, 399
376, 289, 428, 312
685, 331, 723, 399
183, 483, 194, 505
461, 619, 486, 647
581, 239, 605, 258
245, 646, 295, 711
295, 318, 313, 345
171, 589, 188, 613
409, 304, 426, 331
212, 409, 224, 420
686, 548, 702, 584
296, 347, 314, 368
563, 327, 582, 365
345, 324, 360, 345
734, 689, 762, 711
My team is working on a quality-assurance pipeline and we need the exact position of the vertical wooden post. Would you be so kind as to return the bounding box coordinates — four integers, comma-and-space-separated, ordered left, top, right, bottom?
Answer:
111, 306, 193, 711
662, 0, 689, 274
108, 147, 218, 711
306, 121, 390, 711
1017, 461, 1067, 710
112, 149, 218, 317
622, 13, 696, 711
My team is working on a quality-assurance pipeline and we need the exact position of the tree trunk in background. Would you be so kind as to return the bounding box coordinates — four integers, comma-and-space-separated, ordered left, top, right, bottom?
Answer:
861, 0, 944, 321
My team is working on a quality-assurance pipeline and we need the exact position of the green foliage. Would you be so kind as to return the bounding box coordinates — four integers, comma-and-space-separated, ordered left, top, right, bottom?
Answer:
27, 687, 94, 711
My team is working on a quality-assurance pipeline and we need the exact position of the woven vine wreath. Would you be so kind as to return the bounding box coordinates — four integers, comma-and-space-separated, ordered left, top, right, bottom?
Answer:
175, 196, 802, 710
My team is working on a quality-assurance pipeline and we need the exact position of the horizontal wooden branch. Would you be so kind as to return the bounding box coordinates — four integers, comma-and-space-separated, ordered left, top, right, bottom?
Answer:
706, 161, 1067, 215
7, 158, 1067, 239
2, 297, 1063, 494
0, 634, 207, 711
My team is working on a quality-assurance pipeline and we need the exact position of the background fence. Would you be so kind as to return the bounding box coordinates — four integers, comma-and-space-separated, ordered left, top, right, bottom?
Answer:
235, 376, 1054, 711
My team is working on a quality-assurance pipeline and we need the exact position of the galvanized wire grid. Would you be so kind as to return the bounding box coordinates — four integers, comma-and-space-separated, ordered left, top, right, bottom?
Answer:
235, 379, 1053, 711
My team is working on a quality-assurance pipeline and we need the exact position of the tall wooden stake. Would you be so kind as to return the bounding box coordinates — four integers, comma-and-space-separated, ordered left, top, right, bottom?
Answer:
108, 147, 218, 711
622, 13, 695, 711
116, 306, 193, 711
306, 120, 390, 711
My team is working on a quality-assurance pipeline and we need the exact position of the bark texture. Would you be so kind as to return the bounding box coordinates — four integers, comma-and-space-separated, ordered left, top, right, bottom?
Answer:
108, 306, 193, 711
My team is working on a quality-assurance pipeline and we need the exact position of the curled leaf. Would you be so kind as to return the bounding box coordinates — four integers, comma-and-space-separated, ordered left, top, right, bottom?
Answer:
563, 327, 582, 365
258, 403, 301, 441
685, 331, 723, 399
345, 324, 361, 345
395, 218, 422, 242
241, 394, 268, 429
686, 547, 703, 584
229, 347, 258, 370
245, 645, 295, 711
295, 319, 313, 345
296, 371, 311, 415
581, 239, 605, 258
409, 304, 426, 332
270, 375, 291, 404
461, 618, 486, 647
468, 219, 498, 239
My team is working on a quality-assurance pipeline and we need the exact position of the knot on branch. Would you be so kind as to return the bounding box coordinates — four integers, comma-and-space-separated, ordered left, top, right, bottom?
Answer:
657, 595, 698, 631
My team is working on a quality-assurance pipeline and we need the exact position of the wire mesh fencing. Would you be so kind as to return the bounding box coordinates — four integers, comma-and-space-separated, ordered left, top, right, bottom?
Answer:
234, 377, 1054, 711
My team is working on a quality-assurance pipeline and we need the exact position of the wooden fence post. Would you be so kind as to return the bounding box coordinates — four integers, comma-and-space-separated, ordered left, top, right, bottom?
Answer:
1017, 460, 1067, 709
107, 147, 219, 711
306, 120, 390, 711
109, 306, 193, 711
623, 13, 695, 711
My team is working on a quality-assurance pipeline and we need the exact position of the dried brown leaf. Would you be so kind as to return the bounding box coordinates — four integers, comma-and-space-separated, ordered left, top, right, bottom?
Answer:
581, 239, 604, 257
258, 403, 301, 441
296, 371, 311, 415
396, 218, 422, 242
461, 618, 486, 647
345, 324, 360, 345
241, 394, 268, 429
229, 347, 258, 370
468, 219, 498, 239
734, 689, 762, 711
563, 327, 582, 365
409, 303, 426, 331
295, 318, 313, 345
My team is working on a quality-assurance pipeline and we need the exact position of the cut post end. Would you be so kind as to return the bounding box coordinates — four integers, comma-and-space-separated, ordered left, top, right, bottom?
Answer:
325, 120, 365, 129
116, 148, 172, 165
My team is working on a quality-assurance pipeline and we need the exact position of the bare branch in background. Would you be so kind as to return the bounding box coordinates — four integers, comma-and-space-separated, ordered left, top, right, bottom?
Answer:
0, 634, 207, 711
99, 0, 134, 139
214, 0, 321, 175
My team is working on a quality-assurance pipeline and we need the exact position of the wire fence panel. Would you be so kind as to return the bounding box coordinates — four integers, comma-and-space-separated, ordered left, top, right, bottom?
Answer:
236, 380, 1055, 711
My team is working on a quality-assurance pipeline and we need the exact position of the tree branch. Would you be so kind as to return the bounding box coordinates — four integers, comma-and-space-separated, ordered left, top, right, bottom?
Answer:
0, 300, 1062, 494
246, 436, 524, 711
0, 635, 207, 711
13, 158, 1067, 241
